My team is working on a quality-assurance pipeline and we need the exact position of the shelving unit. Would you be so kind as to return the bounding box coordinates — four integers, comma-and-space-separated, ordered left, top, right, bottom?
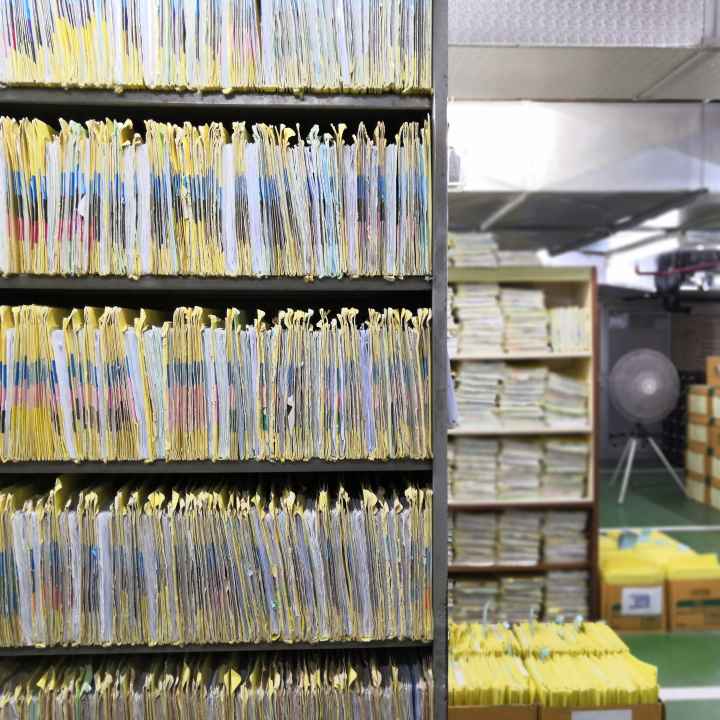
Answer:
448, 265, 599, 618
0, 3, 448, 718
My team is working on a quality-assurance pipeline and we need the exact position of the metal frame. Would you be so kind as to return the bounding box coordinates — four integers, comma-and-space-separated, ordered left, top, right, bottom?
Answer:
0, 4, 449, 716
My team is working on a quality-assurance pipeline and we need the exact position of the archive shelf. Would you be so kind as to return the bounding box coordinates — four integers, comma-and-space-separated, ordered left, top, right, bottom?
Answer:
447, 265, 599, 620
0, 1, 448, 718
0, 639, 432, 658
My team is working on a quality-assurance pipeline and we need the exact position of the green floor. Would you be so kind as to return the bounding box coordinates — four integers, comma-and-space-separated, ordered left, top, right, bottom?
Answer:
600, 470, 720, 714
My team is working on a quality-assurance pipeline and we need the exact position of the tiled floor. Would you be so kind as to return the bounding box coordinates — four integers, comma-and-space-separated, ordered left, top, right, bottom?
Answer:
599, 469, 720, 716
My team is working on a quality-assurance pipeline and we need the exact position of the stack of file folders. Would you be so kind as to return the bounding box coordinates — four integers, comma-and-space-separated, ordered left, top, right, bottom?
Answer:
452, 512, 497, 565
544, 372, 589, 425
448, 438, 499, 501
500, 288, 549, 353
448, 233, 498, 267
0, 305, 431, 462
500, 576, 545, 623
449, 579, 500, 623
541, 439, 590, 498
0, 477, 432, 647
454, 362, 504, 426
545, 571, 590, 620
452, 284, 504, 355
543, 511, 589, 564
549, 306, 590, 352
498, 511, 543, 565
497, 250, 542, 267
0, 652, 433, 718
0, 0, 432, 93
0, 117, 431, 278
497, 365, 548, 423
497, 440, 543, 499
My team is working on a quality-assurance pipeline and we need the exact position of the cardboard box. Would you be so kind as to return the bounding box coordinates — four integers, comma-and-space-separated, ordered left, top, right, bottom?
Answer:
686, 473, 710, 504
667, 578, 720, 631
539, 705, 663, 720
686, 447, 713, 477
687, 385, 720, 423
449, 707, 537, 720
601, 580, 667, 632
707, 356, 720, 386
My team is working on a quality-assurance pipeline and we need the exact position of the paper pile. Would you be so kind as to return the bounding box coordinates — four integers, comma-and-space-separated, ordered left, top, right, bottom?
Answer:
550, 306, 590, 352
497, 439, 543, 499
545, 571, 590, 620
449, 438, 499, 501
544, 372, 589, 425
497, 249, 542, 266
542, 439, 590, 498
543, 511, 589, 564
448, 233, 498, 267
454, 362, 504, 426
498, 511, 543, 566
450, 579, 501, 623
453, 284, 504, 355
453, 513, 497, 565
447, 285, 459, 358
500, 288, 549, 353
500, 576, 546, 622
497, 365, 548, 423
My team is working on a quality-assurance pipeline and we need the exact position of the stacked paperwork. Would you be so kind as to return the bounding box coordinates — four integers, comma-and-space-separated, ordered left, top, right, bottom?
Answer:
498, 512, 542, 565
497, 365, 548, 423
449, 438, 499, 501
0, 652, 433, 718
500, 288, 549, 353
544, 372, 589, 425
544, 571, 590, 620
497, 250, 542, 267
0, 1, 432, 93
448, 233, 498, 267
450, 580, 500, 623
453, 513, 497, 565
541, 439, 590, 498
543, 512, 588, 564
497, 440, 543, 499
0, 477, 432, 646
549, 306, 590, 352
500, 576, 545, 622
0, 117, 431, 278
0, 305, 432, 462
452, 284, 503, 355
447, 285, 459, 358
454, 362, 504, 426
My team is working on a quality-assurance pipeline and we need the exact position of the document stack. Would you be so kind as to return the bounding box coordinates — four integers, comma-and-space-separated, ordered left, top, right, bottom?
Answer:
541, 439, 590, 498
452, 284, 504, 355
447, 285, 459, 357
450, 579, 501, 623
498, 511, 543, 565
448, 233, 498, 267
0, 305, 431, 462
0, 652, 433, 719
452, 512, 497, 565
0, 477, 432, 647
544, 372, 590, 426
454, 362, 504, 426
497, 440, 543, 499
0, 117, 431, 279
0, 0, 432, 93
500, 576, 545, 622
497, 365, 548, 423
545, 571, 591, 620
449, 438, 499, 501
497, 249, 542, 267
500, 288, 549, 353
543, 511, 589, 564
549, 306, 591, 352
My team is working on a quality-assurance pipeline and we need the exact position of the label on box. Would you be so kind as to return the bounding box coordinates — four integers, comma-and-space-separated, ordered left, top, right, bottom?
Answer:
713, 397, 720, 417
572, 712, 632, 720
713, 456, 720, 479
689, 423, 709, 444
621, 586, 663, 616
687, 450, 705, 475
690, 394, 708, 415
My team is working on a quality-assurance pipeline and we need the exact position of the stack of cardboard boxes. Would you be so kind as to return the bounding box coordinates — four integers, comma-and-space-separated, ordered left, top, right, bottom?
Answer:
686, 355, 720, 508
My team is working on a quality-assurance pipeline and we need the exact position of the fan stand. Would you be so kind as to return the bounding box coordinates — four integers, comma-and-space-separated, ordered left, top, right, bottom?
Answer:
610, 423, 687, 504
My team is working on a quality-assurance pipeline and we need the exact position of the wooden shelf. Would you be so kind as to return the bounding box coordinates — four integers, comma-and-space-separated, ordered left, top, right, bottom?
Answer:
449, 499, 593, 512
448, 267, 593, 284
449, 423, 592, 437
0, 459, 432, 475
0, 639, 432, 657
451, 351, 591, 361
449, 562, 591, 575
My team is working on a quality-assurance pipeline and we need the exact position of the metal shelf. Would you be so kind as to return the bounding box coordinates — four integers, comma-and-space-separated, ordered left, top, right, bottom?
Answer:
0, 87, 432, 113
0, 639, 433, 658
449, 562, 590, 575
449, 423, 592, 437
0, 275, 431, 294
0, 459, 432, 475
448, 498, 594, 512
